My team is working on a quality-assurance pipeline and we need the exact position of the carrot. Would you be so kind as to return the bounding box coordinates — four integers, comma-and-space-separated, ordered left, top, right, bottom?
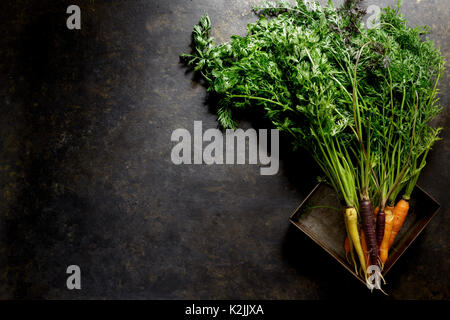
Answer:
344, 218, 371, 255
388, 199, 410, 249
344, 236, 350, 254
376, 209, 385, 248
379, 209, 394, 264
360, 230, 369, 267
374, 207, 379, 225
344, 212, 357, 272
360, 199, 378, 266
345, 207, 367, 273
344, 235, 353, 265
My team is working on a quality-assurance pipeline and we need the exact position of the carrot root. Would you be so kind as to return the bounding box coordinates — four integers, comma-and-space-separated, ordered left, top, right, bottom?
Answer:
360, 230, 369, 267
344, 213, 358, 273
345, 208, 367, 276
388, 199, 410, 249
376, 209, 385, 248
360, 199, 378, 266
379, 209, 394, 265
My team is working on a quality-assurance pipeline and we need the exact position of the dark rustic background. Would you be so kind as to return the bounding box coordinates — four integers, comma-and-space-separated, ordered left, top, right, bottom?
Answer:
0, 0, 448, 299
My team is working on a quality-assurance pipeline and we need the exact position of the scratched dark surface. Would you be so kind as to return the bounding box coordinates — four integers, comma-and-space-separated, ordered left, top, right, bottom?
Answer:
0, 0, 448, 299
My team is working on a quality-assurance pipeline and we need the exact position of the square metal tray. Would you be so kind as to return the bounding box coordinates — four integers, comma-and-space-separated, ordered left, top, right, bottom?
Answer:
289, 183, 441, 285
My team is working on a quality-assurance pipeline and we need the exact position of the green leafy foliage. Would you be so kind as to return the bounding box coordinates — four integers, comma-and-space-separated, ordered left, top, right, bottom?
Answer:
181, 0, 445, 207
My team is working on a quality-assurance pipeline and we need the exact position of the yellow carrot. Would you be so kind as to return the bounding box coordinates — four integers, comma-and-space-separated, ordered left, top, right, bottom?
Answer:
345, 208, 366, 274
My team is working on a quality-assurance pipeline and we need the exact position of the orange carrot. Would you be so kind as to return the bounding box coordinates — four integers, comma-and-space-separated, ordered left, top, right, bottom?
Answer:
388, 199, 410, 249
379, 209, 394, 264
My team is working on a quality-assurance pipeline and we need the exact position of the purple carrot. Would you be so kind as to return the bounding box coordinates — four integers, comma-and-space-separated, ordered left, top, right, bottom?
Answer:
376, 209, 386, 248
360, 198, 378, 266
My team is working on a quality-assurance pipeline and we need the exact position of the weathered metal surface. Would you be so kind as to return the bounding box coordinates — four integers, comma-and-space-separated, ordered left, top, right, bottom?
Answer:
0, 0, 448, 299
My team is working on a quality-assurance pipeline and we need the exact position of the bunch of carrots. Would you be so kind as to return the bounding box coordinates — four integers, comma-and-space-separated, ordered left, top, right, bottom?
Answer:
345, 192, 413, 269
339, 35, 443, 289
182, 1, 445, 291
338, 33, 444, 288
